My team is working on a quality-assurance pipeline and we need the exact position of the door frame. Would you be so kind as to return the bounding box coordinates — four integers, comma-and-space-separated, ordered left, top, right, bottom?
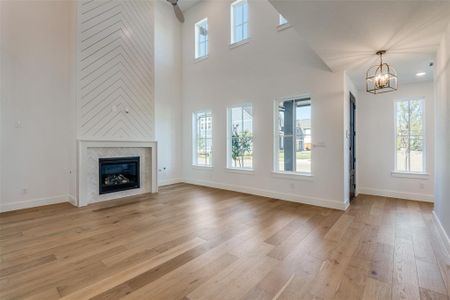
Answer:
349, 92, 356, 200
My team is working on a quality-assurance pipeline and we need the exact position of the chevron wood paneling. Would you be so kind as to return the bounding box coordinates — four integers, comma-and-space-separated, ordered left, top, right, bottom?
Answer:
78, 0, 154, 140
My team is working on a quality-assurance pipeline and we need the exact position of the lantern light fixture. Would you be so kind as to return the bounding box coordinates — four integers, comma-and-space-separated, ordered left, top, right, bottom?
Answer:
366, 50, 398, 94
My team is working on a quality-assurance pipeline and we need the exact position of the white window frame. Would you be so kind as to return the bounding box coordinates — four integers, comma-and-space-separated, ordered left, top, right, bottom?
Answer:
192, 110, 213, 167
273, 95, 312, 176
227, 103, 254, 171
230, 0, 249, 45
393, 98, 426, 174
195, 18, 208, 60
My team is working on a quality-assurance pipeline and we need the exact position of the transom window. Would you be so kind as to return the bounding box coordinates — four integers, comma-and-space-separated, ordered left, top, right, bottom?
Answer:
195, 18, 208, 59
279, 14, 288, 26
275, 97, 312, 174
395, 99, 425, 173
227, 104, 253, 169
193, 111, 212, 167
230, 0, 248, 44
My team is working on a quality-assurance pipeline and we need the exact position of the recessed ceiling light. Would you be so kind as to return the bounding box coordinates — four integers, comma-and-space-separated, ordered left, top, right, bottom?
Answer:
416, 72, 426, 77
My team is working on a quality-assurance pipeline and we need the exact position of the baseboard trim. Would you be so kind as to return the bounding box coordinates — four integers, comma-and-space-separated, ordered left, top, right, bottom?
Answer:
433, 210, 450, 255
158, 178, 183, 187
0, 194, 75, 213
432, 211, 450, 256
358, 187, 434, 202
183, 178, 348, 210
67, 194, 78, 207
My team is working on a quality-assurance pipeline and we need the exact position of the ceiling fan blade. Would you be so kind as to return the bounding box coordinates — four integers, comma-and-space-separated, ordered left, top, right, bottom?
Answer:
173, 4, 185, 23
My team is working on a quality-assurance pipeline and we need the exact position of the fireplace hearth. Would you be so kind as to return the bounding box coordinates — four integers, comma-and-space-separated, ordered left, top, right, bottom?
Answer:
99, 157, 140, 194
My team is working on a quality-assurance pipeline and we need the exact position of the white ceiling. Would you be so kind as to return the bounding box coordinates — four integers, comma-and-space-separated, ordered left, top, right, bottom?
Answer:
269, 0, 450, 89
178, 0, 201, 11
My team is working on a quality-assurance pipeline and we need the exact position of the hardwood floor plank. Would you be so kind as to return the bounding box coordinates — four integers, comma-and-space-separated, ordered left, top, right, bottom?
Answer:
0, 184, 444, 300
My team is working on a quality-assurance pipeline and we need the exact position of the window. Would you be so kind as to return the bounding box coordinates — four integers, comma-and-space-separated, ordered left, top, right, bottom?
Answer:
227, 104, 253, 169
395, 99, 425, 173
195, 18, 208, 59
230, 0, 248, 44
279, 14, 288, 26
193, 111, 213, 167
275, 97, 312, 174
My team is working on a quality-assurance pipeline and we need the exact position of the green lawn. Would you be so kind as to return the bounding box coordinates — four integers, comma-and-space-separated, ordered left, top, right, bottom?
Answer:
279, 151, 311, 160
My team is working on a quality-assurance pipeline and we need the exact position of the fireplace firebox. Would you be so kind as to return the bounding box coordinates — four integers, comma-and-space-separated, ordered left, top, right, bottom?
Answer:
99, 157, 140, 194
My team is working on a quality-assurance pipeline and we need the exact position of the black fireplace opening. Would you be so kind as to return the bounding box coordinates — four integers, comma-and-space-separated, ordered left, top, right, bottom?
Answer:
99, 156, 140, 194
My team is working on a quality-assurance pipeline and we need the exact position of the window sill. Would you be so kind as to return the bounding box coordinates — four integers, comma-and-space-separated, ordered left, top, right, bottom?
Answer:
225, 167, 254, 175
229, 38, 250, 49
194, 55, 208, 63
277, 23, 291, 31
271, 171, 314, 181
391, 171, 429, 179
192, 165, 213, 170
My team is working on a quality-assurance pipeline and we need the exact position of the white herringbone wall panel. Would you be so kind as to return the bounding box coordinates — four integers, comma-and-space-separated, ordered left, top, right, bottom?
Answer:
78, 0, 154, 140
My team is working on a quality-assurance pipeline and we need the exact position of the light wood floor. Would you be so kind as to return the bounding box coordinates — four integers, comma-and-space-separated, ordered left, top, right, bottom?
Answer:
1, 183, 449, 300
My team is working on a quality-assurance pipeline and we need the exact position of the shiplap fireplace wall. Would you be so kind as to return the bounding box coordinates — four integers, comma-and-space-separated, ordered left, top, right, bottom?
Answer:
76, 0, 156, 206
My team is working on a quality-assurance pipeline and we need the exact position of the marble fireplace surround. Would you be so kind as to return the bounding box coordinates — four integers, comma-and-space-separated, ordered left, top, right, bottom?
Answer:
78, 140, 158, 207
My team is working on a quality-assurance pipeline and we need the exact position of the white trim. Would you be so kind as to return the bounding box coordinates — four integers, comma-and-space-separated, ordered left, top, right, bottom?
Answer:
183, 178, 348, 210
192, 165, 214, 170
67, 194, 78, 206
391, 171, 429, 179
277, 23, 291, 32
229, 38, 250, 49
225, 168, 254, 175
271, 171, 314, 181
432, 211, 450, 256
0, 194, 76, 213
194, 55, 208, 63
158, 178, 183, 187
358, 187, 433, 202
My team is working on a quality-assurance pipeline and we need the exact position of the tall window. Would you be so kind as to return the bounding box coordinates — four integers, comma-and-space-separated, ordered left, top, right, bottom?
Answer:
275, 97, 312, 174
279, 14, 288, 26
195, 18, 208, 59
193, 111, 212, 167
231, 0, 248, 44
395, 99, 425, 173
228, 104, 253, 169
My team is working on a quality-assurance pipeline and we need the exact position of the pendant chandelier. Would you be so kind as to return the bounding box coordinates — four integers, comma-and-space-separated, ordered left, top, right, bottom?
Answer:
366, 50, 398, 94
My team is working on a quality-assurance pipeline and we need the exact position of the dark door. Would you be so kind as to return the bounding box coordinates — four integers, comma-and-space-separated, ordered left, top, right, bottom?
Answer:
349, 93, 356, 200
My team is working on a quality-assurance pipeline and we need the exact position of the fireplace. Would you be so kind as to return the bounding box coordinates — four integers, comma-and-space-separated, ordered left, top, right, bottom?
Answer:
99, 157, 140, 194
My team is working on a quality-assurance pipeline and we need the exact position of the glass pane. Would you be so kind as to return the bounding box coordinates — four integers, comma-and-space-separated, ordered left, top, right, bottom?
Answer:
243, 23, 248, 40
243, 2, 248, 23
235, 25, 243, 42
295, 99, 311, 173
409, 100, 424, 135
280, 135, 294, 172
396, 135, 409, 172
410, 136, 424, 172
230, 105, 252, 169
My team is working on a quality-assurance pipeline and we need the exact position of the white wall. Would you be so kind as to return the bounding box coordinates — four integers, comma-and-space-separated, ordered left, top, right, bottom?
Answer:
0, 1, 76, 211
434, 22, 450, 237
357, 81, 435, 202
154, 0, 183, 186
181, 0, 348, 209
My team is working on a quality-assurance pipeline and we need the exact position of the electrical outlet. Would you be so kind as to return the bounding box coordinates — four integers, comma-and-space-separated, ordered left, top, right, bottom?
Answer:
419, 183, 425, 189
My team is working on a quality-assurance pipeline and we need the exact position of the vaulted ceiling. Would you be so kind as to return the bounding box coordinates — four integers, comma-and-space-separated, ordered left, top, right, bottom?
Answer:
269, 0, 450, 89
